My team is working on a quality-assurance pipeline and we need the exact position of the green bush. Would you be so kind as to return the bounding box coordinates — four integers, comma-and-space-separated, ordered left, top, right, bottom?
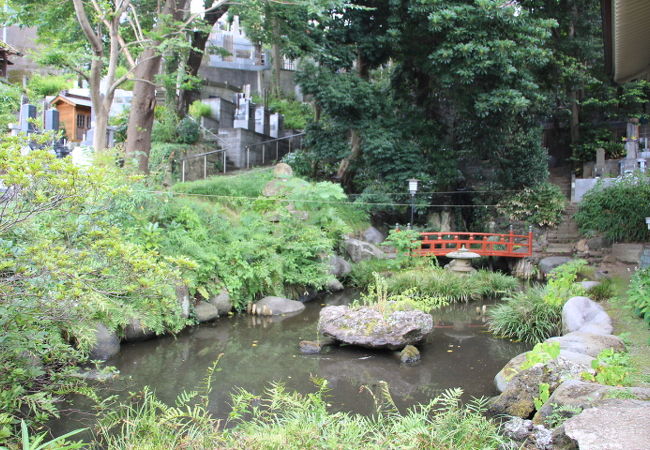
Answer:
628, 267, 650, 326
574, 174, 650, 242
254, 94, 313, 130
488, 286, 563, 343
386, 267, 519, 303
582, 348, 632, 386
26, 74, 73, 99
173, 169, 274, 200
95, 366, 512, 450
0, 138, 188, 439
176, 117, 200, 144
0, 82, 22, 131
152, 106, 179, 143
189, 101, 212, 119
497, 182, 566, 227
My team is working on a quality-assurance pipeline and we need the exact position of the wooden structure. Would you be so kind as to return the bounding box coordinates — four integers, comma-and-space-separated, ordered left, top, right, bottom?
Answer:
0, 41, 21, 79
413, 230, 533, 258
50, 92, 92, 142
601, 0, 650, 83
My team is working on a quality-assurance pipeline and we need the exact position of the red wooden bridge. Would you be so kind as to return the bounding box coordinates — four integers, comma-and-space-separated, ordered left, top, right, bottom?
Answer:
413, 230, 533, 258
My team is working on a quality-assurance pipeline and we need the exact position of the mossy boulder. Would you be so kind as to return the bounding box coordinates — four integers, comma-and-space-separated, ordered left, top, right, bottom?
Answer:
318, 305, 432, 350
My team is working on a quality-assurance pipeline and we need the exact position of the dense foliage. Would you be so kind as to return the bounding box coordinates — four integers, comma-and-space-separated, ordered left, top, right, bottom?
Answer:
0, 136, 367, 439
94, 363, 512, 449
0, 137, 188, 437
497, 182, 567, 227
488, 260, 588, 343
575, 174, 650, 242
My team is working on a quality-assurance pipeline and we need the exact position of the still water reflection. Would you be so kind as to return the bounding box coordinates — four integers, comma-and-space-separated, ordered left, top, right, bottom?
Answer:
52, 290, 529, 435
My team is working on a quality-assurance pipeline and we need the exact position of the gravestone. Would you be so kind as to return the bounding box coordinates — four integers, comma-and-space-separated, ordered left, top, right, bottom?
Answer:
233, 93, 255, 130
622, 118, 640, 173
594, 148, 606, 177
254, 105, 270, 135
43, 109, 59, 131
269, 112, 283, 138
19, 104, 37, 133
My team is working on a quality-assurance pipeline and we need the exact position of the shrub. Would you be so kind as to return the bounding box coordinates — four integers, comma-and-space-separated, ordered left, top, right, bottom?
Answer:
152, 106, 179, 143
488, 286, 563, 343
0, 82, 21, 131
497, 182, 566, 227
176, 117, 200, 144
386, 267, 519, 303
189, 101, 212, 119
95, 371, 512, 449
173, 169, 275, 200
574, 174, 650, 242
582, 349, 632, 386
26, 74, 73, 99
543, 259, 587, 306
352, 272, 449, 313
627, 267, 650, 326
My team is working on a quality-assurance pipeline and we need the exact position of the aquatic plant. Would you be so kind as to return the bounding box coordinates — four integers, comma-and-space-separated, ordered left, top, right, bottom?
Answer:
488, 286, 562, 343
385, 267, 519, 303
94, 366, 512, 449
351, 272, 449, 313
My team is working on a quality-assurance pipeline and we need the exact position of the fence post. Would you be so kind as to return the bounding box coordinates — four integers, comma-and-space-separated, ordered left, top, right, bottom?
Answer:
262, 144, 265, 164
276, 140, 279, 161
203, 155, 207, 179
288, 136, 292, 153
507, 225, 514, 254
182, 159, 185, 183
528, 225, 533, 256
246, 146, 250, 169
223, 151, 226, 173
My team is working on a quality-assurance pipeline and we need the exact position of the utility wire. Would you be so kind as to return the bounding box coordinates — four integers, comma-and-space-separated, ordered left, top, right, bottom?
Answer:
135, 189, 502, 208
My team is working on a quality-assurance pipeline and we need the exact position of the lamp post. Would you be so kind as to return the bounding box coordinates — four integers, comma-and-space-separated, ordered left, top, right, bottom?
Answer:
408, 178, 419, 227
645, 217, 650, 230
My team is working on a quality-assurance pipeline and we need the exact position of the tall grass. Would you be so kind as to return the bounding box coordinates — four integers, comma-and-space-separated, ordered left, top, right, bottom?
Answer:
93, 371, 512, 449
487, 286, 562, 344
385, 267, 519, 303
172, 169, 275, 199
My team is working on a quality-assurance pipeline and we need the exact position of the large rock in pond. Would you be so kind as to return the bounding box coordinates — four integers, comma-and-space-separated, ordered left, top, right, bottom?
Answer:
362, 226, 385, 244
254, 296, 305, 316
534, 379, 650, 426
325, 278, 345, 292
562, 296, 612, 335
344, 238, 386, 263
494, 350, 594, 393
539, 256, 572, 275
488, 355, 594, 418
328, 255, 352, 277
564, 399, 650, 450
545, 331, 625, 357
89, 323, 120, 361
123, 318, 155, 342
318, 305, 433, 350
210, 288, 232, 315
195, 302, 219, 323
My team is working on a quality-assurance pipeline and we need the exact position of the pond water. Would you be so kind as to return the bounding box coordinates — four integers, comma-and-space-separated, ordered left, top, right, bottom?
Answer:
51, 289, 529, 436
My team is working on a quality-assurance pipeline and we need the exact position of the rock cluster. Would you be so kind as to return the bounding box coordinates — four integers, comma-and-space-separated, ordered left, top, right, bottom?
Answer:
490, 294, 650, 450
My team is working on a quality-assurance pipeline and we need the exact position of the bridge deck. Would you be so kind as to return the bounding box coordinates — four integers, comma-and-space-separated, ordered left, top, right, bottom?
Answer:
414, 231, 533, 258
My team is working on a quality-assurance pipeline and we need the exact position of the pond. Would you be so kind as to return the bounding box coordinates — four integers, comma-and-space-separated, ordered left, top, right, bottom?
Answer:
51, 289, 529, 436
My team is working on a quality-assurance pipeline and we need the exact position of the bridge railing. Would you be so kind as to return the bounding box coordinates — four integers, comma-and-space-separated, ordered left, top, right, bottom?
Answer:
414, 228, 533, 258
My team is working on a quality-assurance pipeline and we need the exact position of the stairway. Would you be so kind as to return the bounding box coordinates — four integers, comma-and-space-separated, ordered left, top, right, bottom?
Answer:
545, 166, 579, 256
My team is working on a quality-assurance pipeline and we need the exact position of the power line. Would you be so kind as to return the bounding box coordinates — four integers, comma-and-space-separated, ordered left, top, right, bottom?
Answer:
135, 189, 502, 208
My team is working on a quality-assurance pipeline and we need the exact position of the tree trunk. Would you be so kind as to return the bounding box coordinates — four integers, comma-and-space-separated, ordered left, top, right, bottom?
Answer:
270, 13, 283, 98
177, 5, 229, 115
124, 0, 178, 172
336, 128, 361, 188
125, 48, 162, 173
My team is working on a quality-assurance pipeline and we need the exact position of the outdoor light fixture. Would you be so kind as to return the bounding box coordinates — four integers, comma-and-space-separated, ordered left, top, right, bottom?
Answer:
408, 178, 419, 226
646, 217, 650, 230
408, 178, 419, 195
